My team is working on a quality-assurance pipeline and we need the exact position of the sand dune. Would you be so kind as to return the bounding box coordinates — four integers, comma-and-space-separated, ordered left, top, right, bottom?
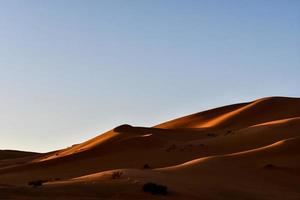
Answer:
156, 97, 300, 129
0, 96, 299, 199
0, 150, 38, 160
0, 150, 40, 171
66, 137, 300, 199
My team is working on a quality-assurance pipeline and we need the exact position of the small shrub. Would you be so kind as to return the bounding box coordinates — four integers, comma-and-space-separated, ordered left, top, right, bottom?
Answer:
143, 164, 151, 169
143, 182, 168, 195
225, 130, 232, 135
264, 164, 275, 169
207, 133, 217, 137
28, 180, 47, 187
166, 144, 177, 152
111, 171, 123, 179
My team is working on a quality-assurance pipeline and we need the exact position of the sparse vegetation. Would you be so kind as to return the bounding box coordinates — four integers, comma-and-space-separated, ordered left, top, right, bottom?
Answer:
143, 164, 151, 169
225, 130, 232, 135
264, 164, 275, 169
28, 180, 48, 187
111, 171, 123, 179
166, 144, 177, 152
143, 182, 168, 195
207, 133, 217, 137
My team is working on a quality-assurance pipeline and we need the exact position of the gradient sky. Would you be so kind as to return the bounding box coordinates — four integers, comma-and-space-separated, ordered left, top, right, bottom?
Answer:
0, 0, 299, 152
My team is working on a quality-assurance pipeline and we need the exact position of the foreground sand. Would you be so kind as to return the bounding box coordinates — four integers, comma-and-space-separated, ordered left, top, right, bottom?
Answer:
1, 96, 300, 199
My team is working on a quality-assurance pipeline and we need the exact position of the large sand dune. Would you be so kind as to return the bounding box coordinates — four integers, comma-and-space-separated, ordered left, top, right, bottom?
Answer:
156, 97, 300, 129
0, 96, 299, 199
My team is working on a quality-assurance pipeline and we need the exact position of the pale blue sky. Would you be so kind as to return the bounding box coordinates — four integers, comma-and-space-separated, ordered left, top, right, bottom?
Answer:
0, 0, 299, 152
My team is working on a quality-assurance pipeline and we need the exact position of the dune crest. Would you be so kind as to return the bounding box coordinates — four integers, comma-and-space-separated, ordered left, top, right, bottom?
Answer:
155, 96, 300, 129
1, 96, 300, 199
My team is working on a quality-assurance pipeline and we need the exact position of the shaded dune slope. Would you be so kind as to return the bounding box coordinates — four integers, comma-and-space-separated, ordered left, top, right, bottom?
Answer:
0, 96, 300, 200
155, 97, 300, 129
43, 137, 300, 200
0, 150, 39, 160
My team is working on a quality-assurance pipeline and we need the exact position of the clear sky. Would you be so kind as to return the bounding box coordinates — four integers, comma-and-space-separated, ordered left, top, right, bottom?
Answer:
0, 0, 299, 152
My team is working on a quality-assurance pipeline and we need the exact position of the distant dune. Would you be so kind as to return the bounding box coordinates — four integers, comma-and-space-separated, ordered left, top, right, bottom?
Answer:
0, 150, 38, 160
0, 96, 299, 199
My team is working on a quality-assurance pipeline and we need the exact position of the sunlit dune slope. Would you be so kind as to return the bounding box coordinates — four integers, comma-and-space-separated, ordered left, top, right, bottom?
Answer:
155, 97, 300, 129
0, 126, 213, 184
1, 99, 300, 185
163, 136, 300, 172
190, 116, 300, 155
156, 137, 300, 199
34, 137, 299, 200
0, 96, 300, 200
73, 136, 300, 180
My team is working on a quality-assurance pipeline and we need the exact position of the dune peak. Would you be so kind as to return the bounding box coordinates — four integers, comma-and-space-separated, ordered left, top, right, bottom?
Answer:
113, 124, 134, 132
